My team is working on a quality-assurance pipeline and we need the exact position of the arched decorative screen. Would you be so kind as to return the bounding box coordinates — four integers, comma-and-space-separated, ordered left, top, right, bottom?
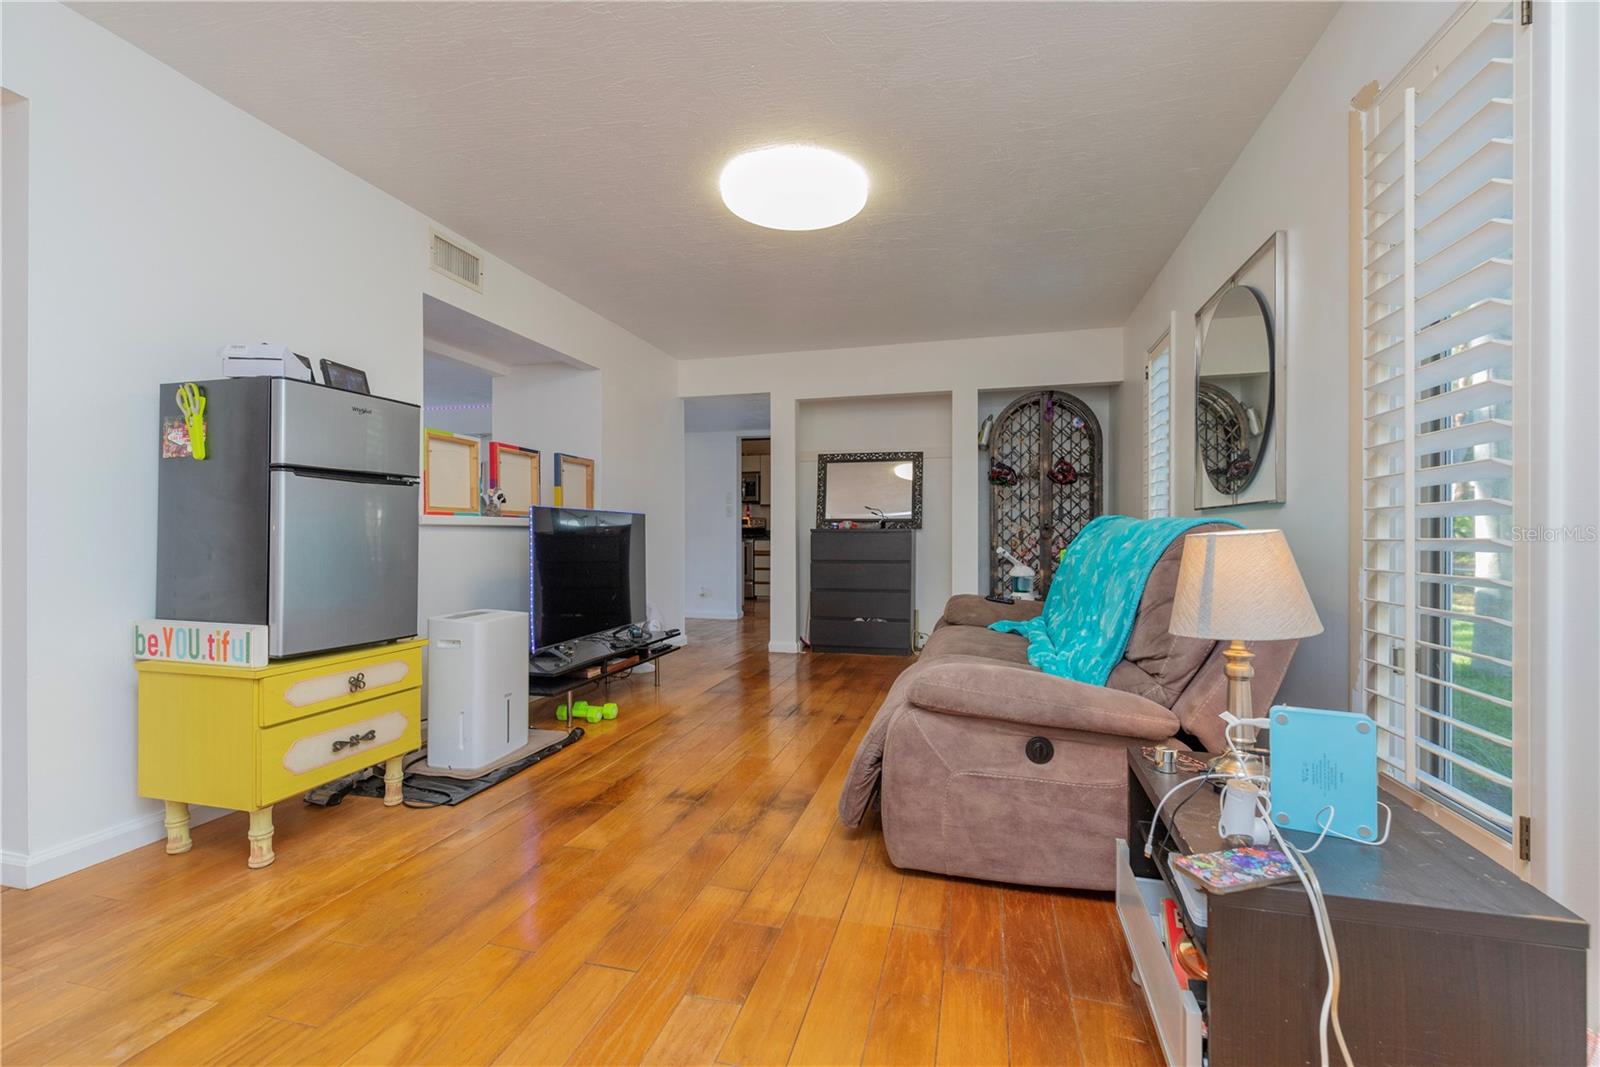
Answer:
988, 390, 1104, 596
1196, 381, 1253, 496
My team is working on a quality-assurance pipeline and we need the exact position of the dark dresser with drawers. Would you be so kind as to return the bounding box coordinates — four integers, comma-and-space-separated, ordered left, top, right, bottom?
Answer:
808, 528, 916, 655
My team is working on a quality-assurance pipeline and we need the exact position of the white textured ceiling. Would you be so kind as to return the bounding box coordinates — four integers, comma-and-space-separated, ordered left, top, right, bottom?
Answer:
75, 1, 1336, 358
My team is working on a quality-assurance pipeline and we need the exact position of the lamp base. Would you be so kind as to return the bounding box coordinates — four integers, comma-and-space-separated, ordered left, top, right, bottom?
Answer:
1223, 639, 1256, 721
1206, 750, 1267, 782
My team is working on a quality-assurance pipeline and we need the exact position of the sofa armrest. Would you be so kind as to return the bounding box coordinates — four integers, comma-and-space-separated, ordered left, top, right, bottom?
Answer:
939, 593, 1044, 629
906, 661, 1180, 741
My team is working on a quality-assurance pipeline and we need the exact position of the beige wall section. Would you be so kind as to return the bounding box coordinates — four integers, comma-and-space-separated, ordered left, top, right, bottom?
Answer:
679, 328, 1124, 651
1110, 1, 1446, 711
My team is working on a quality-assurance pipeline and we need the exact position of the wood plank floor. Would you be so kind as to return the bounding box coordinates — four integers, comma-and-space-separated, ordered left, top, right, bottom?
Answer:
0, 604, 1160, 1066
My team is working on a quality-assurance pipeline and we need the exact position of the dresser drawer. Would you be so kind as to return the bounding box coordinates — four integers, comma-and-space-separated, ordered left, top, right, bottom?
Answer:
811, 530, 915, 562
258, 644, 422, 726
257, 689, 420, 805
812, 589, 910, 622
812, 560, 912, 592
810, 618, 911, 654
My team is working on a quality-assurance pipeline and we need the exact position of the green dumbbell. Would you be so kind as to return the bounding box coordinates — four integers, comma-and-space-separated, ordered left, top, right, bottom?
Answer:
557, 700, 610, 724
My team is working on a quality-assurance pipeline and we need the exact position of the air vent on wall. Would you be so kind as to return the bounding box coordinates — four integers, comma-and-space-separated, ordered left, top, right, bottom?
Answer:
429, 230, 483, 292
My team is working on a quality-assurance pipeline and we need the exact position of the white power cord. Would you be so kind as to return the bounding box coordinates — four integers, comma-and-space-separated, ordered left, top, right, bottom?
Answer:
1223, 718, 1359, 1067
1255, 790, 1353, 1067
1143, 773, 1225, 858
1301, 800, 1393, 854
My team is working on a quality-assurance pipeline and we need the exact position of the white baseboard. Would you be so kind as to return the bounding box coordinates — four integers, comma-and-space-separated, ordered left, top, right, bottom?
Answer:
1, 804, 227, 889
684, 609, 742, 621
768, 640, 802, 654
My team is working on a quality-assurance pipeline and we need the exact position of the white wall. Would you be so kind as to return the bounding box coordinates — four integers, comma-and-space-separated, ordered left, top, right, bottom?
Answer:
491, 364, 604, 506
679, 329, 1125, 651
1530, 0, 1600, 1026
421, 350, 494, 437
684, 431, 743, 620
417, 527, 531, 628
2, 91, 30, 863
0, 1, 683, 887
796, 395, 953, 643
1110, 0, 1447, 710
975, 386, 1115, 593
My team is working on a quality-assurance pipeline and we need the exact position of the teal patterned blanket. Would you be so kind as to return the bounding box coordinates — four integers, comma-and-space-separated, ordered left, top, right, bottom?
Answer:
991, 515, 1239, 683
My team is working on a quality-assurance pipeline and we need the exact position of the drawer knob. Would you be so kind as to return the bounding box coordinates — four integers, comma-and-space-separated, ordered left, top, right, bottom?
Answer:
348, 672, 367, 693
1025, 737, 1054, 764
332, 729, 377, 753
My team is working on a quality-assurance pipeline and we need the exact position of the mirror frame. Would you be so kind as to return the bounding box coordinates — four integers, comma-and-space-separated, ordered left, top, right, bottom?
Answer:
1193, 231, 1288, 508
816, 451, 924, 529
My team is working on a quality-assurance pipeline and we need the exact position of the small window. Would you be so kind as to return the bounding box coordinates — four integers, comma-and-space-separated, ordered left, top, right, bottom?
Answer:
1355, 2, 1526, 851
1145, 339, 1172, 518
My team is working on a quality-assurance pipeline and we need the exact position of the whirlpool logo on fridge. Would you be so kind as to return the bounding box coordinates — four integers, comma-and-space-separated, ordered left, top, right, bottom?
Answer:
133, 620, 268, 668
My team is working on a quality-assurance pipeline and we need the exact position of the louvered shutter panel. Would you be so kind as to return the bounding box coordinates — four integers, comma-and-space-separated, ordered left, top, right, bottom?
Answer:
1146, 347, 1172, 518
1358, 2, 1528, 840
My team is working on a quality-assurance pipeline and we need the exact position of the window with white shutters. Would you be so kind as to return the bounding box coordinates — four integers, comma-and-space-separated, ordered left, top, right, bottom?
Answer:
1357, 2, 1529, 847
1145, 340, 1172, 519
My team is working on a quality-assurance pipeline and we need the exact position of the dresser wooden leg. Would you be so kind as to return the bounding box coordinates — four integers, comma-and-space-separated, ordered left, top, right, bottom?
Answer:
247, 806, 275, 869
163, 801, 192, 855
383, 756, 404, 807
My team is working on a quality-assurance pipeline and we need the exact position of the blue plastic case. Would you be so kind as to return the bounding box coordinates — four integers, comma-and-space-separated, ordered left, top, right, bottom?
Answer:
1267, 705, 1380, 841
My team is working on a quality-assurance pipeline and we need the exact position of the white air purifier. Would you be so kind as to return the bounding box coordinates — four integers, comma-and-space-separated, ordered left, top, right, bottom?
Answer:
426, 609, 530, 772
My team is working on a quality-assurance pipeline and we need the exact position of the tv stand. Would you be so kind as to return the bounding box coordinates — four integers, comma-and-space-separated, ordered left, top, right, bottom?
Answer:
528, 637, 680, 710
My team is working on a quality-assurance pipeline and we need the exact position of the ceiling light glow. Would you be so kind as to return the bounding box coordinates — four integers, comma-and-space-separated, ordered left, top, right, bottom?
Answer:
719, 145, 869, 231
893, 462, 914, 481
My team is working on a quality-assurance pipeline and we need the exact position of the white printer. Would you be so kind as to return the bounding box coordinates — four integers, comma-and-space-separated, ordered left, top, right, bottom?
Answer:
220, 342, 314, 381
426, 610, 530, 772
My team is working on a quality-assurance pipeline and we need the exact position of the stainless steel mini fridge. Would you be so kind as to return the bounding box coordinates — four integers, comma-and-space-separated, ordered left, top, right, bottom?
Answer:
157, 377, 421, 658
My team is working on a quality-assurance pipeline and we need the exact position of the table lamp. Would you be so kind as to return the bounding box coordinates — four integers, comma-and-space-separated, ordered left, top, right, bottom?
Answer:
1169, 529, 1323, 761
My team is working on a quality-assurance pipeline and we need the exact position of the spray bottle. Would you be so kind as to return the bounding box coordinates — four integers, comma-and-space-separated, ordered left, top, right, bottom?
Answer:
996, 548, 1037, 600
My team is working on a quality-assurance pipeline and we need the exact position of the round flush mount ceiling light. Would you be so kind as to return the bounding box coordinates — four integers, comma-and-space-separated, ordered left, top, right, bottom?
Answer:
893, 462, 914, 481
719, 144, 869, 231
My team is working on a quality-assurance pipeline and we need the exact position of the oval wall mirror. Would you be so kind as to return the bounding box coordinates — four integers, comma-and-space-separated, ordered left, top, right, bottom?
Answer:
1195, 282, 1274, 496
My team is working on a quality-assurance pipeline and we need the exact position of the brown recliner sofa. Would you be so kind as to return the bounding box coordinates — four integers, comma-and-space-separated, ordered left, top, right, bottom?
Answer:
838, 522, 1296, 890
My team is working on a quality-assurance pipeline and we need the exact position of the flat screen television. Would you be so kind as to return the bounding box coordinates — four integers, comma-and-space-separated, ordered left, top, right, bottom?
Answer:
528, 506, 647, 651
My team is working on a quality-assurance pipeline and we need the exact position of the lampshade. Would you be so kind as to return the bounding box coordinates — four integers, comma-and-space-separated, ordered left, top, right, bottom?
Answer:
1170, 529, 1323, 641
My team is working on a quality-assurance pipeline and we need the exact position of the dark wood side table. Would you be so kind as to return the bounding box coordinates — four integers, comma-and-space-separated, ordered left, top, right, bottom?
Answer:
1118, 747, 1588, 1067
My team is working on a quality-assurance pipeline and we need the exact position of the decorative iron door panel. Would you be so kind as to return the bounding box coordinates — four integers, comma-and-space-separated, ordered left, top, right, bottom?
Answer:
988, 390, 1103, 596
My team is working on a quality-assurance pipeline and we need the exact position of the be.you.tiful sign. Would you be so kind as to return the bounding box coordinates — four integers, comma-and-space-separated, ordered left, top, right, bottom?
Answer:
133, 620, 268, 668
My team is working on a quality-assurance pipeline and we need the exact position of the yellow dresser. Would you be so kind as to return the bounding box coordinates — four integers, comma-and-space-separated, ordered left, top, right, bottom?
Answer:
136, 638, 426, 868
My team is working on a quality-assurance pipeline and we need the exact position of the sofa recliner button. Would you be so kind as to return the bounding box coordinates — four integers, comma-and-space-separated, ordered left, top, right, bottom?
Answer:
1025, 737, 1054, 764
